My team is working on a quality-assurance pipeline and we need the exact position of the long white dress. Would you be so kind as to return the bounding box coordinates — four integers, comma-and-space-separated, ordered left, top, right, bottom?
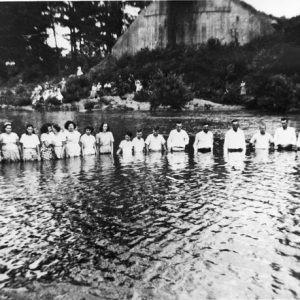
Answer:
65, 130, 81, 157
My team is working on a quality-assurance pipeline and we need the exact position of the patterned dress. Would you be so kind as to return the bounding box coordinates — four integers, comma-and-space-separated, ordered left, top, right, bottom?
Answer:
40, 133, 55, 160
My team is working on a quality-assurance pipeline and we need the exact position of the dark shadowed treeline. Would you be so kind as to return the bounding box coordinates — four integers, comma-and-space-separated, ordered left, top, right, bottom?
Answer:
0, 1, 149, 84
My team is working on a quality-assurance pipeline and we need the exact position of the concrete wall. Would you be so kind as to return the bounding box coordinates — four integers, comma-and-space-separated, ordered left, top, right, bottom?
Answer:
112, 0, 275, 58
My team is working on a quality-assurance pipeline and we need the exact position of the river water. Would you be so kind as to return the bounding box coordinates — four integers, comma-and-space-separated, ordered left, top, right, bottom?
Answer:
0, 110, 300, 299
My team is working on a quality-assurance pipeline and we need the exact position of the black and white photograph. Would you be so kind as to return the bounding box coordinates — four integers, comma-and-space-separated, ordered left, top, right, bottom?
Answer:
0, 0, 300, 299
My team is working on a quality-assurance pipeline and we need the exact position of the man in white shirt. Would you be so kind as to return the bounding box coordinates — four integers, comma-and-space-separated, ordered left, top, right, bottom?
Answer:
250, 122, 274, 150
132, 129, 145, 153
145, 126, 167, 152
224, 119, 246, 155
193, 123, 213, 153
167, 122, 189, 152
274, 118, 297, 150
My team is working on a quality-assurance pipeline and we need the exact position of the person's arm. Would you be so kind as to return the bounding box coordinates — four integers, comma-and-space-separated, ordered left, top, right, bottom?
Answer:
162, 136, 167, 152
291, 128, 297, 148
95, 134, 100, 154
184, 131, 189, 147
210, 132, 214, 151
167, 131, 172, 151
16, 136, 22, 157
241, 131, 246, 155
116, 141, 122, 155
223, 132, 228, 156
36, 144, 41, 161
274, 129, 279, 149
110, 133, 114, 155
145, 136, 150, 153
80, 137, 84, 155
193, 134, 199, 152
249, 134, 256, 150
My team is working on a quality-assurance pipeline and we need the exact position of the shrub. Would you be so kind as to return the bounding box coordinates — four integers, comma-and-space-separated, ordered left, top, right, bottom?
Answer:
149, 70, 194, 110
133, 89, 151, 102
84, 101, 95, 111
62, 75, 91, 103
46, 97, 62, 106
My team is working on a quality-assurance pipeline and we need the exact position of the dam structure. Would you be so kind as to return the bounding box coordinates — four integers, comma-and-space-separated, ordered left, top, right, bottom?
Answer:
112, 0, 275, 58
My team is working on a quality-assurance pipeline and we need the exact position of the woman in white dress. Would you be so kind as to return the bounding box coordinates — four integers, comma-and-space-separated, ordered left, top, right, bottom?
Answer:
20, 124, 40, 161
52, 124, 66, 159
40, 123, 55, 160
64, 121, 81, 157
96, 122, 114, 154
0, 122, 21, 162
80, 126, 97, 156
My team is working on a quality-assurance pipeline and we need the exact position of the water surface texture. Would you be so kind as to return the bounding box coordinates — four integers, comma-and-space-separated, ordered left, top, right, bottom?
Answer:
0, 110, 300, 299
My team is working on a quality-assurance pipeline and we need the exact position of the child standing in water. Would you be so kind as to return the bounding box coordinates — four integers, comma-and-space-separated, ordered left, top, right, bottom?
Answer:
80, 126, 97, 156
117, 131, 134, 156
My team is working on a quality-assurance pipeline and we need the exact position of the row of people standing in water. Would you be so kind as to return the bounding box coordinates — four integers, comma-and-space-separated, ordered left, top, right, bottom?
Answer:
116, 118, 300, 155
0, 121, 114, 162
0, 118, 299, 162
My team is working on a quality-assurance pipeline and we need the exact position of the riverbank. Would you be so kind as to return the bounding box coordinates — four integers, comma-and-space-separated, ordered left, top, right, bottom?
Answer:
0, 93, 244, 113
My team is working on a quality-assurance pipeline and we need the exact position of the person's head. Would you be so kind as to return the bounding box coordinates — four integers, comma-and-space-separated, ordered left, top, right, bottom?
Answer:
176, 122, 182, 132
203, 122, 209, 133
153, 126, 159, 137
136, 129, 143, 139
3, 122, 12, 134
64, 120, 77, 132
25, 124, 34, 135
281, 118, 288, 129
100, 122, 110, 132
85, 126, 94, 135
125, 131, 132, 141
41, 123, 53, 134
231, 119, 239, 132
52, 124, 61, 134
259, 122, 266, 135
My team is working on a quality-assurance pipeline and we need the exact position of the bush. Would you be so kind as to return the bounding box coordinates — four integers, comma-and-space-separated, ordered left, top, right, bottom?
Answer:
84, 101, 95, 110
133, 89, 151, 102
46, 97, 62, 106
62, 75, 91, 103
149, 70, 194, 110
250, 73, 294, 111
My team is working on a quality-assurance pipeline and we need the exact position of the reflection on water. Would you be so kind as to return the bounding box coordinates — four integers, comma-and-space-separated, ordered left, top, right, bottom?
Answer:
0, 110, 300, 298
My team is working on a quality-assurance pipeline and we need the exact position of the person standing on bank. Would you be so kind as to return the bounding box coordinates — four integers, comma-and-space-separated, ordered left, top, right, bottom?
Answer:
224, 119, 246, 155
274, 118, 297, 151
0, 122, 21, 162
132, 129, 145, 153
80, 126, 97, 156
167, 122, 189, 152
40, 123, 56, 160
194, 123, 214, 153
145, 126, 167, 153
96, 122, 114, 155
64, 121, 81, 157
20, 124, 41, 161
250, 122, 274, 150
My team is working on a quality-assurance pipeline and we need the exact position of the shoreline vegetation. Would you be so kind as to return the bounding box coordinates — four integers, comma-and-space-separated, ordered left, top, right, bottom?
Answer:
0, 17, 300, 113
